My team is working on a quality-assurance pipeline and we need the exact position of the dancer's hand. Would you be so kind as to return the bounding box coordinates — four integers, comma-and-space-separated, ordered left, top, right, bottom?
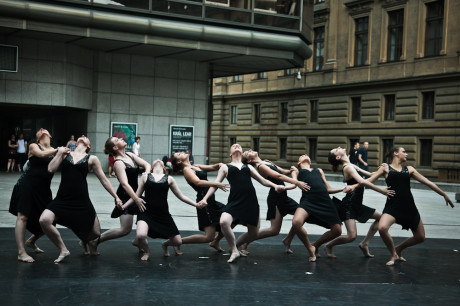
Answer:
290, 166, 299, 173
57, 146, 70, 155
135, 197, 147, 212
343, 185, 355, 193
274, 185, 284, 193
383, 187, 395, 198
115, 197, 123, 210
197, 200, 207, 208
296, 181, 310, 192
444, 195, 454, 208
216, 182, 230, 192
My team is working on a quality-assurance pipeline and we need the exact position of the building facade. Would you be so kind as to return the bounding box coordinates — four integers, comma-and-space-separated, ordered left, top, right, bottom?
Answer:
0, 0, 313, 168
210, 0, 460, 182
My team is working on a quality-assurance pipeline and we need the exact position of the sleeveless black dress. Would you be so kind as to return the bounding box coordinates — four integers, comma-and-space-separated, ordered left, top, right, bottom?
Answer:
223, 164, 259, 226
137, 174, 179, 239
111, 155, 140, 218
297, 168, 341, 228
9, 144, 54, 235
335, 165, 375, 223
383, 166, 420, 231
47, 154, 97, 241
189, 168, 225, 231
262, 163, 299, 220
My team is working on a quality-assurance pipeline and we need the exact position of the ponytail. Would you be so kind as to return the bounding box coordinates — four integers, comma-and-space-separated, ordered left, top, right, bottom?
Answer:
328, 152, 341, 172
385, 147, 401, 161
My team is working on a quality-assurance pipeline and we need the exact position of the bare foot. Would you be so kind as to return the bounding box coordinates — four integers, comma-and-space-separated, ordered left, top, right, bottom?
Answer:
385, 254, 399, 266
162, 242, 170, 257
313, 245, 321, 258
359, 243, 374, 258
228, 251, 240, 263
79, 241, 90, 255
131, 240, 145, 253
18, 253, 34, 263
395, 247, 406, 262
209, 241, 224, 252
324, 245, 336, 258
54, 250, 70, 263
25, 239, 44, 254
282, 237, 293, 254
174, 246, 184, 256
141, 253, 149, 261
88, 240, 100, 256
306, 245, 316, 262
239, 249, 249, 257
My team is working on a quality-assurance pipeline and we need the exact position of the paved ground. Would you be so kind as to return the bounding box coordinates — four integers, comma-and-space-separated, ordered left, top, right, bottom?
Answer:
0, 171, 458, 240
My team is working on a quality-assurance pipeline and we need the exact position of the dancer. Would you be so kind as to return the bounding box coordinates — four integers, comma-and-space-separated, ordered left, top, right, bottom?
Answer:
84, 137, 151, 254
290, 154, 347, 261
171, 151, 230, 253
124, 159, 201, 261
370, 147, 454, 265
9, 128, 58, 262
325, 146, 394, 258
39, 136, 122, 263
199, 144, 284, 263
239, 149, 310, 254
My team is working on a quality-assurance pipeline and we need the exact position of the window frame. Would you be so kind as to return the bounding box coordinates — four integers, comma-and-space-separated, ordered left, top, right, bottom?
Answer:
279, 138, 287, 160
351, 97, 361, 122
419, 138, 433, 167
254, 104, 261, 124
309, 138, 317, 162
421, 91, 435, 120
424, 0, 444, 57
231, 105, 238, 124
313, 26, 325, 72
280, 102, 288, 124
387, 9, 404, 62
384, 94, 395, 121
382, 138, 394, 164
354, 16, 369, 66
310, 100, 318, 123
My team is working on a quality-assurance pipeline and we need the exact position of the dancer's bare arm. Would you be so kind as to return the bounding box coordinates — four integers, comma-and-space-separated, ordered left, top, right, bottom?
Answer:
127, 152, 151, 174
123, 174, 147, 211
48, 147, 69, 173
318, 168, 343, 194
183, 166, 229, 191
249, 165, 284, 192
200, 164, 228, 204
258, 163, 310, 191
90, 156, 122, 208
169, 176, 200, 207
345, 165, 395, 198
113, 160, 146, 211
409, 166, 454, 208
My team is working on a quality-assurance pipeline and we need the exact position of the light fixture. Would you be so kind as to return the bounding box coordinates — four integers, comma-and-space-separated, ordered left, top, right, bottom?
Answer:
296, 71, 302, 80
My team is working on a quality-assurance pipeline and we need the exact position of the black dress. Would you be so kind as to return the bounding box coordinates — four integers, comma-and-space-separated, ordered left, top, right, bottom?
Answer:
47, 154, 97, 241
383, 166, 420, 231
297, 168, 341, 229
262, 163, 299, 220
110, 156, 140, 218
188, 168, 225, 231
335, 165, 375, 223
9, 144, 54, 235
223, 164, 259, 226
137, 174, 179, 239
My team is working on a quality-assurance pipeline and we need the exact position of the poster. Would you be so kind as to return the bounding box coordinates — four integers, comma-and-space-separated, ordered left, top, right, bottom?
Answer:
170, 125, 194, 155
111, 122, 137, 151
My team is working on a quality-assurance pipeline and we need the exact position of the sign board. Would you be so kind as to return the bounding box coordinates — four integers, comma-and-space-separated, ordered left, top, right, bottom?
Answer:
110, 122, 137, 151
169, 125, 194, 155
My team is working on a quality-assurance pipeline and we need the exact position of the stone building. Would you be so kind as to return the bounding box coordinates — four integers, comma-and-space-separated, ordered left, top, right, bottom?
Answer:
210, 0, 460, 181
0, 0, 313, 168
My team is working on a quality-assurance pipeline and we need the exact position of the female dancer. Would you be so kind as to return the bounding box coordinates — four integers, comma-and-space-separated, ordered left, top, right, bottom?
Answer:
85, 137, 151, 254
290, 154, 347, 261
239, 149, 310, 254
124, 159, 201, 261
371, 147, 454, 265
7, 133, 18, 172
326, 146, 394, 258
39, 136, 122, 263
171, 151, 229, 253
199, 144, 284, 263
9, 129, 58, 262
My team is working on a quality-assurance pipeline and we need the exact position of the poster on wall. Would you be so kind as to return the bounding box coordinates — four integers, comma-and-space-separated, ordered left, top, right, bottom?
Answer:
170, 125, 194, 155
111, 122, 137, 151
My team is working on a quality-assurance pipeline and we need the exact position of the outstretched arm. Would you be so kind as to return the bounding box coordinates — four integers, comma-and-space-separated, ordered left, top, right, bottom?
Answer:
351, 164, 372, 177
409, 167, 454, 208
318, 168, 343, 194
127, 152, 151, 174
90, 156, 122, 208
258, 163, 310, 191
200, 164, 228, 203
48, 147, 69, 173
31, 143, 59, 159
249, 165, 284, 192
183, 167, 229, 191
196, 163, 222, 172
169, 176, 199, 207
345, 165, 395, 198
123, 175, 147, 210
113, 161, 147, 212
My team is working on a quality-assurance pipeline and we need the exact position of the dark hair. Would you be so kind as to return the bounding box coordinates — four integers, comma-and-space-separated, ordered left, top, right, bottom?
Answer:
135, 137, 140, 141
104, 138, 115, 155
385, 147, 401, 160
328, 151, 341, 172
241, 154, 249, 164
170, 154, 182, 174
353, 141, 360, 146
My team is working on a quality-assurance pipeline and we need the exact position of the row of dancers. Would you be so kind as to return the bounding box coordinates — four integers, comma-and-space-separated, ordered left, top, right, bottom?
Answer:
9, 129, 454, 265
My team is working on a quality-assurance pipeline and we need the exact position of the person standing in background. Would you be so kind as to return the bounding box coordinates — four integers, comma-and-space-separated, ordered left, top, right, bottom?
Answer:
358, 141, 369, 172
132, 137, 141, 157
348, 142, 360, 165
16, 133, 28, 172
66, 135, 77, 152
7, 134, 18, 173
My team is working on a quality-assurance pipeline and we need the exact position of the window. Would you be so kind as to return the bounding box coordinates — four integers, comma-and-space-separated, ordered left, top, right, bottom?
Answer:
254, 104, 261, 124
316, 0, 325, 3
233, 75, 242, 82
231, 105, 237, 124
382, 139, 394, 163
314, 27, 325, 71
285, 68, 294, 76
354, 17, 369, 66
384, 94, 395, 121
351, 97, 361, 122
387, 9, 404, 61
420, 139, 433, 167
310, 100, 318, 123
253, 137, 260, 153
230, 137, 236, 147
422, 91, 434, 119
257, 72, 267, 79
281, 102, 288, 123
280, 138, 287, 159
425, 0, 444, 57
309, 138, 317, 162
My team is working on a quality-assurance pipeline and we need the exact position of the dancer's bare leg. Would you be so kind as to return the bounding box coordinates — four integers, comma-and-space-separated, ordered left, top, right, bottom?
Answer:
25, 234, 44, 253
136, 221, 150, 261
87, 217, 101, 256
209, 225, 236, 252
394, 220, 425, 262
324, 219, 357, 258
220, 213, 240, 263
291, 208, 316, 261
15, 213, 34, 262
39, 210, 70, 263
93, 214, 133, 254
176, 226, 218, 254
162, 235, 182, 257
378, 213, 398, 266
359, 211, 381, 257
312, 224, 342, 258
